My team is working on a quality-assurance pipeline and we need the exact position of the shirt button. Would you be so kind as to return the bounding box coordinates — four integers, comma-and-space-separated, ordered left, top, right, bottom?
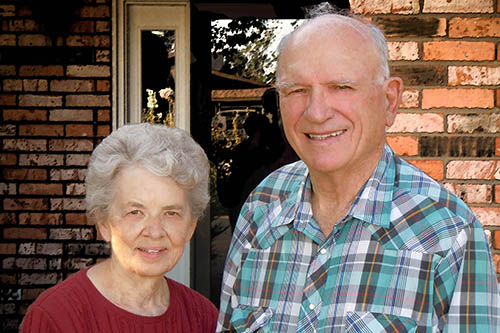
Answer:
309, 303, 316, 310
320, 248, 327, 255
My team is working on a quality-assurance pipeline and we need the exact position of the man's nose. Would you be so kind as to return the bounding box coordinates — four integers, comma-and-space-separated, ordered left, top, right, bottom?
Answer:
304, 87, 332, 123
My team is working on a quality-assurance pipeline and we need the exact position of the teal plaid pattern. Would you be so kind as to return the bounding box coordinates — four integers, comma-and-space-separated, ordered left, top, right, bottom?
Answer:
217, 145, 500, 332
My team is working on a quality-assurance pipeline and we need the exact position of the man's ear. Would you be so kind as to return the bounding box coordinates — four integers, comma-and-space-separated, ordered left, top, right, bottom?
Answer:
383, 76, 404, 127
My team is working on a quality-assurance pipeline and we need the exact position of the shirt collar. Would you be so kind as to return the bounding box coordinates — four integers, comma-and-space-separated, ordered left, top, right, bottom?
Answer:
272, 145, 395, 230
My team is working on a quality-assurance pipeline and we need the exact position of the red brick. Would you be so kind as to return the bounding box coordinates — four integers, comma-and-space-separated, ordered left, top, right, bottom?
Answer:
1, 124, 16, 136
388, 113, 444, 133
423, 0, 493, 13
449, 66, 500, 86
0, 243, 16, 255
66, 154, 91, 166
0, 65, 16, 76
3, 168, 46, 181
449, 18, 500, 38
497, 90, 500, 108
494, 230, 500, 249
2, 138, 46, 151
3, 79, 22, 91
8, 18, 38, 32
19, 124, 64, 136
96, 21, 110, 33
97, 109, 110, 121
50, 168, 87, 181
22, 289, 45, 300
3, 257, 46, 270
66, 65, 110, 77
50, 198, 86, 211
23, 79, 48, 92
0, 273, 16, 284
65, 124, 93, 137
19, 213, 63, 225
70, 20, 94, 33
3, 227, 47, 239
19, 65, 64, 77
50, 79, 94, 92
49, 109, 93, 121
0, 34, 16, 46
423, 41, 495, 61
49, 228, 94, 240
447, 160, 500, 180
79, 5, 110, 18
96, 79, 110, 92
66, 213, 88, 225
18, 34, 48, 47
496, 185, 500, 203
407, 160, 444, 181
0, 5, 15, 16
66, 94, 110, 107
0, 213, 16, 224
66, 183, 86, 195
0, 94, 17, 106
350, 0, 419, 14
472, 207, 500, 227
387, 136, 418, 156
49, 139, 93, 151
447, 113, 500, 133
96, 49, 110, 62
422, 89, 494, 109
19, 94, 62, 107
19, 154, 64, 166
19, 183, 62, 195
97, 125, 110, 137
443, 183, 492, 204
0, 153, 17, 166
4, 198, 48, 211
64, 257, 93, 270
19, 272, 61, 285
3, 109, 46, 121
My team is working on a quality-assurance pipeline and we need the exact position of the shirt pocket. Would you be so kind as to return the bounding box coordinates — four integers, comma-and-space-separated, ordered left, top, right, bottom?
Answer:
345, 311, 418, 333
230, 305, 274, 333
230, 246, 287, 332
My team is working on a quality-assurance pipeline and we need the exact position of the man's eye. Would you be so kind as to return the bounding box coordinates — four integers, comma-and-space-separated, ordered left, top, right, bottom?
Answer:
286, 88, 306, 96
128, 210, 142, 216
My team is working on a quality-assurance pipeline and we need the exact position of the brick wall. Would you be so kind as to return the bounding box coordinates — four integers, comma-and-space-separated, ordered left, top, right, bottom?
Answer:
351, 0, 500, 280
0, 0, 111, 330
1, 0, 499, 331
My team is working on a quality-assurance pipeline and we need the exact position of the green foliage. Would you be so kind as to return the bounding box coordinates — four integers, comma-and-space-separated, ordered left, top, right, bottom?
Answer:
212, 18, 295, 85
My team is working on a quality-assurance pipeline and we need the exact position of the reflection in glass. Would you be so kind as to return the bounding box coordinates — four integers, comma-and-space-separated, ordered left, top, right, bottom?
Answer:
141, 30, 176, 127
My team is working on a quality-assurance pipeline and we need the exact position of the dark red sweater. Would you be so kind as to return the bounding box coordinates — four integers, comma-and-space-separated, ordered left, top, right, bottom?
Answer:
21, 267, 218, 332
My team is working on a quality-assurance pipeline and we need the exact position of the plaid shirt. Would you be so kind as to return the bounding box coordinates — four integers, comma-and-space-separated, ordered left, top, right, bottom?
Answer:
217, 145, 500, 332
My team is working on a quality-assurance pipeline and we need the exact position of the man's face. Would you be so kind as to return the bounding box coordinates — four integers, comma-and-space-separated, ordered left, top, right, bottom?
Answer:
277, 20, 400, 178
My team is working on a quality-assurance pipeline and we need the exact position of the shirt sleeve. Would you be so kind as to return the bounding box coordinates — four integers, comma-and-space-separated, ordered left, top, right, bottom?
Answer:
20, 304, 62, 333
216, 208, 252, 332
433, 221, 500, 332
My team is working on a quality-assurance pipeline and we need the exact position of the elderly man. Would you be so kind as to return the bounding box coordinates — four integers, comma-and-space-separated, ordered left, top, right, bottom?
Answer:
217, 7, 500, 333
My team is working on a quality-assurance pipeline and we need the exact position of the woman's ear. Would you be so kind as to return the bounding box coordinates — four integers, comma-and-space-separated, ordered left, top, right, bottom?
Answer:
383, 76, 404, 127
93, 210, 111, 242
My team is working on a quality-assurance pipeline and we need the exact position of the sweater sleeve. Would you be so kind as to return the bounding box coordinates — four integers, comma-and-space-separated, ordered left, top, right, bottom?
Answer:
20, 304, 62, 333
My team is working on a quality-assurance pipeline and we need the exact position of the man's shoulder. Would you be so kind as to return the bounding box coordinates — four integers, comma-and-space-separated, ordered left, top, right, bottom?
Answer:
391, 154, 477, 231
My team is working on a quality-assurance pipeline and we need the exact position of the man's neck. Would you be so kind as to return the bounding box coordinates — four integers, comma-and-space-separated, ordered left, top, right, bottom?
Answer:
309, 151, 382, 237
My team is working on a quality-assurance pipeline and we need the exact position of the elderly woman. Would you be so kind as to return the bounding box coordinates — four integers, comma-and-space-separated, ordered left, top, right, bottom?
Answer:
21, 123, 217, 332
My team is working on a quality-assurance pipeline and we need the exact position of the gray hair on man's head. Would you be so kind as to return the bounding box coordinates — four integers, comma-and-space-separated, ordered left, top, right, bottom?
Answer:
85, 123, 210, 220
275, 2, 390, 85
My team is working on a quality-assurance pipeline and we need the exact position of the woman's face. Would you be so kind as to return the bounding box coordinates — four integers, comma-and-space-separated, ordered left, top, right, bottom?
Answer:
98, 166, 197, 278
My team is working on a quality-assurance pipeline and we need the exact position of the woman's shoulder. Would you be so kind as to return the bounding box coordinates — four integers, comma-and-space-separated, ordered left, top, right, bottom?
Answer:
32, 268, 92, 308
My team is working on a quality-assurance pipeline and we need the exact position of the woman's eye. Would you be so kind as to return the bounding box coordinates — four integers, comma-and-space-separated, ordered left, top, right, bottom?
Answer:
165, 211, 179, 217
